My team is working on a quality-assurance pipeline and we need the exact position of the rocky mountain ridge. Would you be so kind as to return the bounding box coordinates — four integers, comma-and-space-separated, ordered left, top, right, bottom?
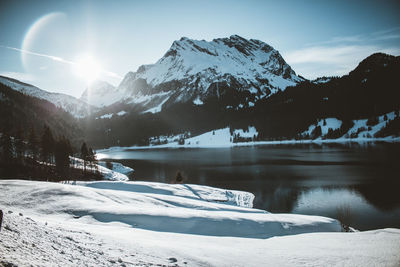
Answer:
84, 35, 303, 113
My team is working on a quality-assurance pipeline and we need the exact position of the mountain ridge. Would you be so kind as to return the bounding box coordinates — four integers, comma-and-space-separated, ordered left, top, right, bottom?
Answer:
80, 80, 117, 108
0, 75, 95, 118
87, 35, 304, 113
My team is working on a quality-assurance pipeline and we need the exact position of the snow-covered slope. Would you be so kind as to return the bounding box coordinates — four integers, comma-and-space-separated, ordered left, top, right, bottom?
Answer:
0, 75, 95, 118
91, 35, 303, 112
80, 80, 120, 108
0, 180, 340, 238
98, 161, 134, 175
302, 118, 343, 137
1, 180, 399, 266
70, 157, 130, 181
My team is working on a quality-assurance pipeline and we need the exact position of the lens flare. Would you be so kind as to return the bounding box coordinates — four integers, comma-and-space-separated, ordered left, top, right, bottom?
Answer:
21, 12, 66, 70
73, 54, 102, 83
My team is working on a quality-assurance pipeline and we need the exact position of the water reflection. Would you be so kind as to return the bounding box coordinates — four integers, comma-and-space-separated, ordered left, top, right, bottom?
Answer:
292, 187, 400, 230
98, 143, 400, 230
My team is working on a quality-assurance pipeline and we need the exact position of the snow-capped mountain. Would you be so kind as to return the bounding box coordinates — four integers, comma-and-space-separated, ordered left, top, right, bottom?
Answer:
80, 80, 119, 108
0, 75, 95, 118
90, 35, 303, 113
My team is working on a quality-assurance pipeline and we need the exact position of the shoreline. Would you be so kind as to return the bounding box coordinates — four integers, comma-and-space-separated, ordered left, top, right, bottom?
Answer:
97, 136, 400, 153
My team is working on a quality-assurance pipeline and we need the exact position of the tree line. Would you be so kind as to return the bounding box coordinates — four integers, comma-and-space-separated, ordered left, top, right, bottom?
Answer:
0, 124, 101, 181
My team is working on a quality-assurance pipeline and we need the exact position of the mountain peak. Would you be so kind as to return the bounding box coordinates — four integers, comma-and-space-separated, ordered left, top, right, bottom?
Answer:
80, 80, 118, 108
154, 35, 300, 82
115, 36, 302, 111
95, 35, 303, 111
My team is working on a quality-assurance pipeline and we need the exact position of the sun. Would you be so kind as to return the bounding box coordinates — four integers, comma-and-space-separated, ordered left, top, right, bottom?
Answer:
73, 54, 102, 83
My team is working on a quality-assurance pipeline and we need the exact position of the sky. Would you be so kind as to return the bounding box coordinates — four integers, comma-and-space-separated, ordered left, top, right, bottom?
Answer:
0, 0, 399, 98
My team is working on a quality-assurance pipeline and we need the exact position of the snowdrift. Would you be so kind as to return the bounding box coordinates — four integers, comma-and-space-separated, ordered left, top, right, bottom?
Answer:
1, 180, 400, 266
0, 180, 340, 238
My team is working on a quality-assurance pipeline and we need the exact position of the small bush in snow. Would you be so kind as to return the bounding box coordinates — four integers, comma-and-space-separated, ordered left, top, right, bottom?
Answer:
336, 204, 354, 231
173, 171, 185, 184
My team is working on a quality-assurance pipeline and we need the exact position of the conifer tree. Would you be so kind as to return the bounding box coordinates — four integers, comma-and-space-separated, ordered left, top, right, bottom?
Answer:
55, 136, 72, 179
0, 132, 13, 163
87, 147, 97, 171
14, 126, 25, 163
28, 126, 39, 161
40, 125, 54, 164
80, 142, 89, 174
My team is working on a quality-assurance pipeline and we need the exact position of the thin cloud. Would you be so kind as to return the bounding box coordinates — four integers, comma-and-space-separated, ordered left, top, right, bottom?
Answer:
283, 27, 400, 79
373, 34, 400, 41
370, 26, 400, 37
306, 27, 400, 48
283, 45, 400, 79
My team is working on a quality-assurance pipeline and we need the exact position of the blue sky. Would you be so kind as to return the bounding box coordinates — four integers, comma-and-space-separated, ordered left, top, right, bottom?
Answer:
0, 0, 399, 97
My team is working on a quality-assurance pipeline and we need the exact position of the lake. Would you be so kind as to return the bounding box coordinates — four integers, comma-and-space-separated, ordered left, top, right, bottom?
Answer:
97, 143, 400, 230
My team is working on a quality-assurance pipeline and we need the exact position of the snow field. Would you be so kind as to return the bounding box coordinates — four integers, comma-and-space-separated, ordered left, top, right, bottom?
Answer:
1, 180, 399, 266
0, 180, 340, 238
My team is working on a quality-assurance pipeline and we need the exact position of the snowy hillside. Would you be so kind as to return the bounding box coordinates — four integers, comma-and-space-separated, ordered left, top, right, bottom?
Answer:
100, 111, 398, 150
70, 157, 130, 181
80, 80, 120, 108
302, 118, 343, 137
1, 180, 400, 266
90, 35, 303, 112
98, 161, 134, 175
0, 75, 95, 118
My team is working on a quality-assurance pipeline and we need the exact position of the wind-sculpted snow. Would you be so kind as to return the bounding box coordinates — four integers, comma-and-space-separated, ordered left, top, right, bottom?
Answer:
0, 180, 339, 238
83, 181, 254, 208
1, 180, 400, 266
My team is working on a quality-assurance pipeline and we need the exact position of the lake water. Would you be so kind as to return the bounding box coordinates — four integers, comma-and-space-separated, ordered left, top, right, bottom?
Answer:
98, 143, 400, 230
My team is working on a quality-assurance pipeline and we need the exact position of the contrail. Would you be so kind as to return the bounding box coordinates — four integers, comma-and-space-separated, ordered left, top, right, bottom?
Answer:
0, 45, 74, 64
0, 45, 122, 79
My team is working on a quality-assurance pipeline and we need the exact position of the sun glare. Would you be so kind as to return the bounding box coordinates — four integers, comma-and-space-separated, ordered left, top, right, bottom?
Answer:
73, 54, 102, 83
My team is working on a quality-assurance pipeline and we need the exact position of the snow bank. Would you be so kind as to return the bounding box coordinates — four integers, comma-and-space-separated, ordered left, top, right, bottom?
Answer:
70, 157, 129, 181
0, 180, 339, 238
82, 181, 254, 208
1, 180, 399, 266
98, 161, 134, 175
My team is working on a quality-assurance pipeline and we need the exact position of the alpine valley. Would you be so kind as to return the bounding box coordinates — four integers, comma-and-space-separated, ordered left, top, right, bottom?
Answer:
1, 35, 399, 148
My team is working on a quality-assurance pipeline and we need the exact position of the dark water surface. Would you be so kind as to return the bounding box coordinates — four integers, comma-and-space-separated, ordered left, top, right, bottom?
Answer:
98, 143, 400, 230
